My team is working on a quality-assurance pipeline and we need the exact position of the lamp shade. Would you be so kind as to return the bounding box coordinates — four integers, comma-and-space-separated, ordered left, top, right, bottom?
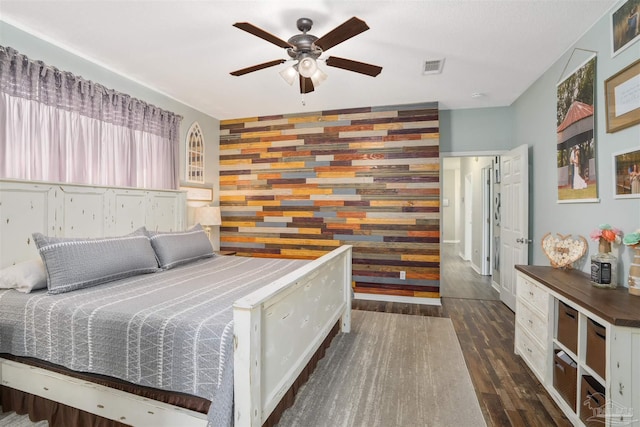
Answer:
195, 206, 221, 226
310, 68, 328, 87
298, 57, 318, 78
279, 65, 297, 85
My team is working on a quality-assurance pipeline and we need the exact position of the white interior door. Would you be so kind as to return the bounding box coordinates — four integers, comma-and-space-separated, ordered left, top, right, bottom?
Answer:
500, 144, 530, 311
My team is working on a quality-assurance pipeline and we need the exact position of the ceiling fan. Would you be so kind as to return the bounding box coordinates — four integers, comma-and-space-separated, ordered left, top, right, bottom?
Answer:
230, 17, 383, 94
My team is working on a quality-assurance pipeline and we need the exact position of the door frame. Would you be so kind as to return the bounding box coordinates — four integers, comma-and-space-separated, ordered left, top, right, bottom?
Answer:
464, 173, 473, 262
440, 151, 507, 287
481, 165, 493, 276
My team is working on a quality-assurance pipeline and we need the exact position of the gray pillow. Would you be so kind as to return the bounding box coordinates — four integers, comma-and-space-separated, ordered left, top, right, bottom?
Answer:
147, 224, 214, 269
33, 227, 159, 295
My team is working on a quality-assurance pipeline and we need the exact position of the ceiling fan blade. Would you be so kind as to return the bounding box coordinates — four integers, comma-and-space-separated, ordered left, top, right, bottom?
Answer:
233, 22, 294, 49
230, 59, 286, 76
314, 17, 369, 52
325, 56, 382, 77
299, 75, 315, 94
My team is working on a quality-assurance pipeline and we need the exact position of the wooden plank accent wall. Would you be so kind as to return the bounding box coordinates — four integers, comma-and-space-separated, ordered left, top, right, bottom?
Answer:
219, 102, 440, 298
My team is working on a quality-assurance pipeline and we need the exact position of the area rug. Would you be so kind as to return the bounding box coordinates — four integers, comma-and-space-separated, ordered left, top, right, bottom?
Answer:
277, 310, 487, 427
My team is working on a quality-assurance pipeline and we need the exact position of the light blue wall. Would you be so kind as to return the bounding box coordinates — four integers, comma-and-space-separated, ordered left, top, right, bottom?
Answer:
511, 3, 640, 284
0, 21, 220, 199
440, 107, 513, 154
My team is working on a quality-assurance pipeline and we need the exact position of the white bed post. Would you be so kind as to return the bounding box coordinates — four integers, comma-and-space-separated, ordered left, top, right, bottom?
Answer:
341, 245, 352, 333
233, 304, 262, 427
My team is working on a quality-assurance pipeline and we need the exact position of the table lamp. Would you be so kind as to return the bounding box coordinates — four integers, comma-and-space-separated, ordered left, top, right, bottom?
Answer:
194, 206, 221, 237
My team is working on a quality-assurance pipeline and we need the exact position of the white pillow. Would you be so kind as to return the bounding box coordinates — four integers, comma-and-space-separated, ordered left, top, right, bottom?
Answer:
0, 258, 47, 293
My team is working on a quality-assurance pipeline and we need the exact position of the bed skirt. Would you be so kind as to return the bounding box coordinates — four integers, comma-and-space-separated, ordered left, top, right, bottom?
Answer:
0, 320, 340, 427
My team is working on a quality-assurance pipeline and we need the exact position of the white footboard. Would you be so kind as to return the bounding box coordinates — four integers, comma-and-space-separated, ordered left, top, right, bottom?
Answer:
233, 245, 353, 427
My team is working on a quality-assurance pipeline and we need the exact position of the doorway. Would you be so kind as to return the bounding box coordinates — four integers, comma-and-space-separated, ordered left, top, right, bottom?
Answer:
441, 156, 499, 300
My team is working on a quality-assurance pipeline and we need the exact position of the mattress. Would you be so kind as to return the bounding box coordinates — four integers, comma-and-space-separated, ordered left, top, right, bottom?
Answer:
0, 255, 309, 426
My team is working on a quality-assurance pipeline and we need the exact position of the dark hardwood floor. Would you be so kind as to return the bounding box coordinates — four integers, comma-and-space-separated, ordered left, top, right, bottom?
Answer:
439, 242, 499, 300
352, 243, 571, 427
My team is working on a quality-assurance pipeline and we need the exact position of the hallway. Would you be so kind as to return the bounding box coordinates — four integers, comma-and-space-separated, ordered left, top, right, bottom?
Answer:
439, 242, 499, 300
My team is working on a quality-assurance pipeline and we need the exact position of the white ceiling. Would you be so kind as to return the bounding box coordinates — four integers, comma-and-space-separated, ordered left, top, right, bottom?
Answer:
0, 0, 616, 120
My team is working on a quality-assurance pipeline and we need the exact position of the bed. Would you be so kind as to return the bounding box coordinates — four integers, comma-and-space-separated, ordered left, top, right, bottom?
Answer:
0, 179, 353, 427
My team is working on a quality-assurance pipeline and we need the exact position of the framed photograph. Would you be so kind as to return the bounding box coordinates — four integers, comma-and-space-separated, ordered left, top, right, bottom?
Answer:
611, 0, 640, 56
180, 185, 213, 201
605, 59, 640, 133
556, 54, 598, 203
613, 148, 640, 199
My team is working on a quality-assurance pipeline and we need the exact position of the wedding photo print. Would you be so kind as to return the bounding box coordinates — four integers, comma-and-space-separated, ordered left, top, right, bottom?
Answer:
557, 54, 598, 202
611, 0, 640, 56
614, 148, 640, 199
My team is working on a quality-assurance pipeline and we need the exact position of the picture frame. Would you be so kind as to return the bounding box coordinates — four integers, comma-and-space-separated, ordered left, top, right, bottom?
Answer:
180, 185, 213, 201
605, 58, 640, 133
556, 53, 598, 203
611, 0, 640, 57
613, 147, 640, 199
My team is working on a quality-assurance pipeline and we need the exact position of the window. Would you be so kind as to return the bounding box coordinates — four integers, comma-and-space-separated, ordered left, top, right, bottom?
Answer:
186, 122, 205, 183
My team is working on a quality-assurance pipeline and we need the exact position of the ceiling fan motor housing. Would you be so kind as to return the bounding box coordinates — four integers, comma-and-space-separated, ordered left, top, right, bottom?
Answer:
287, 20, 322, 60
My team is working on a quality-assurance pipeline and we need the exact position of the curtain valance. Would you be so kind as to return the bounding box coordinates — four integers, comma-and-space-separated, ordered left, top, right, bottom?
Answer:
0, 45, 181, 190
0, 46, 182, 139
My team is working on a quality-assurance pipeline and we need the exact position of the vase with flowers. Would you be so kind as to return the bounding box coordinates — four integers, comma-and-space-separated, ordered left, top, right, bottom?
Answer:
589, 224, 622, 288
623, 230, 640, 295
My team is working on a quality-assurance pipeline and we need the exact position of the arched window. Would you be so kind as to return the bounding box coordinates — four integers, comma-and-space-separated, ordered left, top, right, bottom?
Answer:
186, 122, 205, 183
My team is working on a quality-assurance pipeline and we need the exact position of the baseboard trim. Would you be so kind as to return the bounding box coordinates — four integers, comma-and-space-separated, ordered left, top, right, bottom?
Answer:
354, 293, 442, 306
492, 280, 500, 293
470, 263, 481, 275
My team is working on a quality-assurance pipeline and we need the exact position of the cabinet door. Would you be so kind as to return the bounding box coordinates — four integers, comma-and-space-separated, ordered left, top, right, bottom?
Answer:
608, 326, 638, 426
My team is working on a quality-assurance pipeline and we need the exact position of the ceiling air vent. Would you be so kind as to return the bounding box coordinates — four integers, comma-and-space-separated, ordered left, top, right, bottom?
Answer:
422, 58, 445, 75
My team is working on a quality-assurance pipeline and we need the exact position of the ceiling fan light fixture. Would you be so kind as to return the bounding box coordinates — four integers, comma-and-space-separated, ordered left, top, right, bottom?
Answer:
310, 67, 328, 87
298, 56, 318, 78
231, 17, 382, 95
279, 65, 297, 85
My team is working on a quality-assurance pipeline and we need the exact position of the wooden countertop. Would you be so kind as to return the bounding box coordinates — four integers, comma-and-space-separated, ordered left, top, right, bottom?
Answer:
515, 265, 640, 328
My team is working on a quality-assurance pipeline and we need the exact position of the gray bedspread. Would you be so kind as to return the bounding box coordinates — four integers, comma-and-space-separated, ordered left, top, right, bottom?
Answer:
0, 255, 309, 426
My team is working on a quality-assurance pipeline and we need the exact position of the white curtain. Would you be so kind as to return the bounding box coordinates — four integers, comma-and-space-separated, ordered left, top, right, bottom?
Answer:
0, 46, 181, 190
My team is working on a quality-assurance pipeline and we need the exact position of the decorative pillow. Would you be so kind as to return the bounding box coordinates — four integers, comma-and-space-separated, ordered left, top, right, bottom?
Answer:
147, 223, 215, 269
33, 227, 159, 295
0, 258, 47, 293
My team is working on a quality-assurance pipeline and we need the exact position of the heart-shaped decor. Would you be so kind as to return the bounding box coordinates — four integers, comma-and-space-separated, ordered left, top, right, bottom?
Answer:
541, 233, 588, 269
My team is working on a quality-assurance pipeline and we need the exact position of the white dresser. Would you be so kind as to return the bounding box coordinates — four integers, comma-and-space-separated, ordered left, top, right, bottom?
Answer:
515, 265, 640, 427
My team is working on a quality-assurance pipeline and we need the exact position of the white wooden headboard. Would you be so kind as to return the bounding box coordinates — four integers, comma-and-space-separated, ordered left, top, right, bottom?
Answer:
0, 179, 186, 269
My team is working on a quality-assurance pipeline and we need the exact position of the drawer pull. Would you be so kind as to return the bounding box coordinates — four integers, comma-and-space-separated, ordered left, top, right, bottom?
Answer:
620, 382, 624, 395
585, 391, 603, 407
528, 319, 533, 325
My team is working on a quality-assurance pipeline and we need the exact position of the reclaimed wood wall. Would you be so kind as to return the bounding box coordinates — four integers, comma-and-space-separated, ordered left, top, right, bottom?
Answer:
219, 102, 440, 298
